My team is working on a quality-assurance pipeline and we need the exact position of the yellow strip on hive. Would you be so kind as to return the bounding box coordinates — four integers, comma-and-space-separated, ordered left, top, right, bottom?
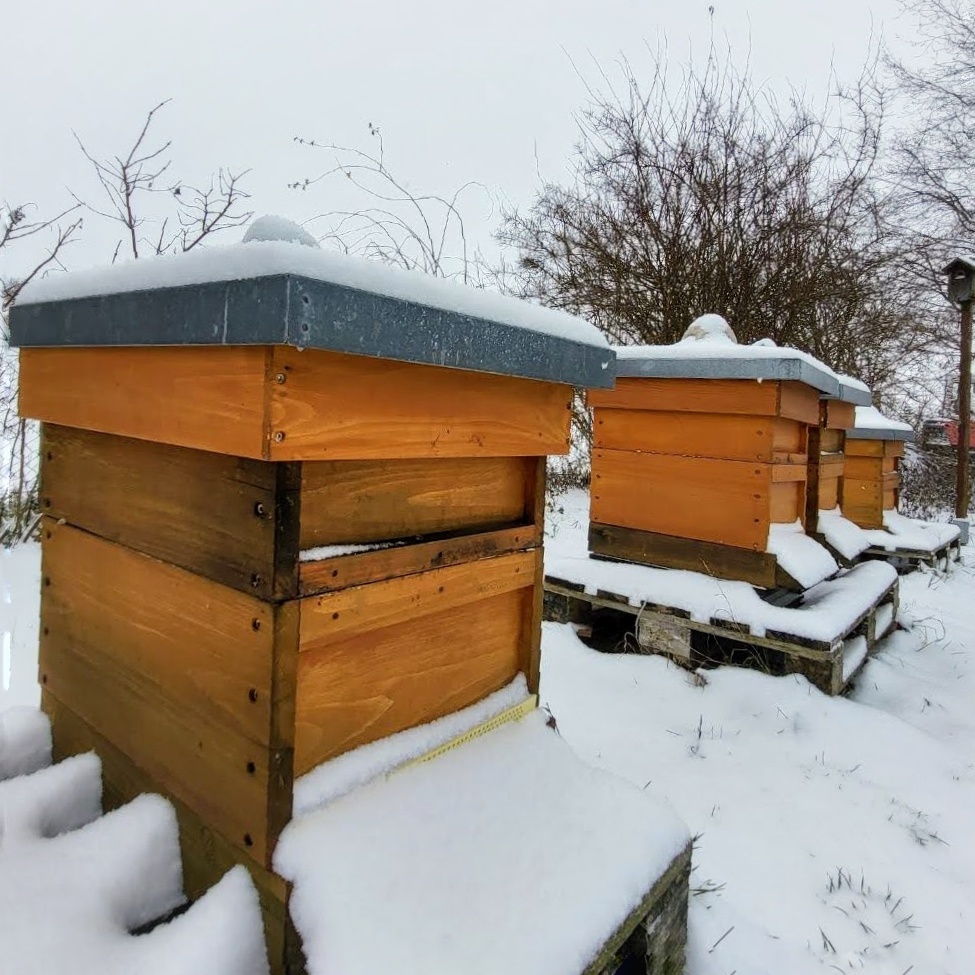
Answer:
403, 695, 538, 770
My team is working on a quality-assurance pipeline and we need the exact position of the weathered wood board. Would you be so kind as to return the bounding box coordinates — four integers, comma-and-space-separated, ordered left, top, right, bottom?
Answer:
20, 346, 572, 461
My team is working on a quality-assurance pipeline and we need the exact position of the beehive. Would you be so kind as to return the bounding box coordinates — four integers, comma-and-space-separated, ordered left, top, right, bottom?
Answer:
843, 406, 914, 529
10, 241, 612, 971
805, 376, 872, 526
587, 337, 845, 588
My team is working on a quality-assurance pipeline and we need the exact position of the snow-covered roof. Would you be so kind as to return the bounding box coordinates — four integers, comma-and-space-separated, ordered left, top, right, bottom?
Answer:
846, 405, 915, 442
10, 227, 613, 388
830, 372, 872, 406
274, 681, 689, 975
613, 317, 860, 398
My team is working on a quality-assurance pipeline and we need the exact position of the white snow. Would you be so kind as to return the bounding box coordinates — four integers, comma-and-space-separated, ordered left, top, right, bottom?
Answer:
816, 507, 871, 560
680, 313, 737, 344
241, 215, 320, 249
548, 491, 887, 642
5, 497, 975, 973
615, 333, 848, 393
863, 510, 962, 554
298, 539, 405, 563
276, 708, 689, 975
293, 674, 531, 816
766, 520, 838, 588
0, 543, 41, 711
853, 405, 913, 434
0, 738, 271, 975
540, 609, 975, 975
841, 634, 870, 682
17, 238, 608, 350
0, 705, 51, 779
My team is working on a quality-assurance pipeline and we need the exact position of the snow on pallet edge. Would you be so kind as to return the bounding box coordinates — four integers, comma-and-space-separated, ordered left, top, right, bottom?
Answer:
0, 708, 270, 975
276, 697, 690, 975
862, 511, 962, 554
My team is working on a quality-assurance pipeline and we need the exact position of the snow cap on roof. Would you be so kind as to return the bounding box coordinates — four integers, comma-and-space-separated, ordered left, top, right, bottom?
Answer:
614, 314, 844, 395
9, 218, 614, 388
846, 405, 915, 442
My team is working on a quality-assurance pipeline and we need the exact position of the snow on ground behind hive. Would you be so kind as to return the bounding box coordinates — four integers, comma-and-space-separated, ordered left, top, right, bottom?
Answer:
277, 711, 689, 975
0, 542, 41, 711
540, 621, 975, 975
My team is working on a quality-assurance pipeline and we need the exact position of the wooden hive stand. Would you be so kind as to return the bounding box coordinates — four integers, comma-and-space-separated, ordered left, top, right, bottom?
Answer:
587, 341, 846, 589
11, 248, 614, 974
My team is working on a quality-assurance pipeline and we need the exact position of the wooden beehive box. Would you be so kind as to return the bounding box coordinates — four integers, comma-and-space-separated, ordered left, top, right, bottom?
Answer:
11, 244, 612, 972
843, 407, 914, 529
805, 377, 872, 525
587, 342, 844, 588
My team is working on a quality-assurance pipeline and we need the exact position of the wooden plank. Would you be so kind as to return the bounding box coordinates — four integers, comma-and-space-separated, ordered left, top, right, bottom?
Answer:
519, 456, 547, 694
882, 456, 898, 474
294, 587, 527, 772
822, 399, 856, 430
20, 346, 269, 458
773, 417, 806, 454
820, 428, 845, 452
771, 463, 807, 483
819, 475, 840, 510
846, 439, 885, 457
805, 422, 822, 529
588, 522, 779, 589
842, 479, 884, 528
593, 409, 776, 462
299, 549, 535, 645
844, 456, 884, 480
39, 424, 288, 599
39, 521, 291, 865
885, 440, 906, 458
298, 525, 538, 595
588, 377, 781, 416
268, 347, 572, 460
591, 449, 770, 550
771, 480, 804, 524
42, 691, 293, 975
777, 382, 821, 425
299, 456, 534, 547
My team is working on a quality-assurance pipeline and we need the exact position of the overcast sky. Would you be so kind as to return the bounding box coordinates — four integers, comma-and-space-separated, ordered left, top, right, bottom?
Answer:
3, 0, 912, 277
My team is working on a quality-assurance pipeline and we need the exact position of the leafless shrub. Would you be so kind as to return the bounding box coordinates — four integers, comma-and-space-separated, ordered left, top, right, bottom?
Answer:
499, 45, 938, 415
72, 100, 252, 261
0, 102, 252, 544
290, 125, 490, 284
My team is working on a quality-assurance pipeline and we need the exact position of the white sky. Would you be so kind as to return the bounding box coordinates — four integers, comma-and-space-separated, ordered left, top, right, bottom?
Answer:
2, 0, 911, 276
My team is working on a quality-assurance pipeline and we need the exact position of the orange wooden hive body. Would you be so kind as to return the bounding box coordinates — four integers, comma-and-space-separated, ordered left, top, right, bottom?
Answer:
11, 256, 612, 973
842, 409, 913, 529
587, 347, 859, 589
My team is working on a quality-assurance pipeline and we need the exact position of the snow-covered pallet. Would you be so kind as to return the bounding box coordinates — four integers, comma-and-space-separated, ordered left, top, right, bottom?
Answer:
544, 563, 899, 696
863, 536, 962, 573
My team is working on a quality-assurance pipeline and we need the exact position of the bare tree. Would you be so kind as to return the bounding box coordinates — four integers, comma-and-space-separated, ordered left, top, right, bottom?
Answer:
499, 48, 936, 399
291, 125, 489, 283
72, 100, 252, 262
0, 202, 81, 542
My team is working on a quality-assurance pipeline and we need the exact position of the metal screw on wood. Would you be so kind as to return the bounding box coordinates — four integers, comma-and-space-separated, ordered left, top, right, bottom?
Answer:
254, 501, 267, 517
275, 373, 286, 384
273, 431, 286, 443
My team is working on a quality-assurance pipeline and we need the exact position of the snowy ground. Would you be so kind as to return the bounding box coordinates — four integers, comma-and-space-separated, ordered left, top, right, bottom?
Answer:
541, 492, 975, 974
4, 503, 975, 972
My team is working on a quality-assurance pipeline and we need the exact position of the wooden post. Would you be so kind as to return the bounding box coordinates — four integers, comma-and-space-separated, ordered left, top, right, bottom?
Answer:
957, 297, 972, 519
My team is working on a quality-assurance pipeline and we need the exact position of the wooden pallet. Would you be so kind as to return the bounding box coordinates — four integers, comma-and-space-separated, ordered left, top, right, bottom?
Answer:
544, 573, 899, 696
863, 536, 962, 573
